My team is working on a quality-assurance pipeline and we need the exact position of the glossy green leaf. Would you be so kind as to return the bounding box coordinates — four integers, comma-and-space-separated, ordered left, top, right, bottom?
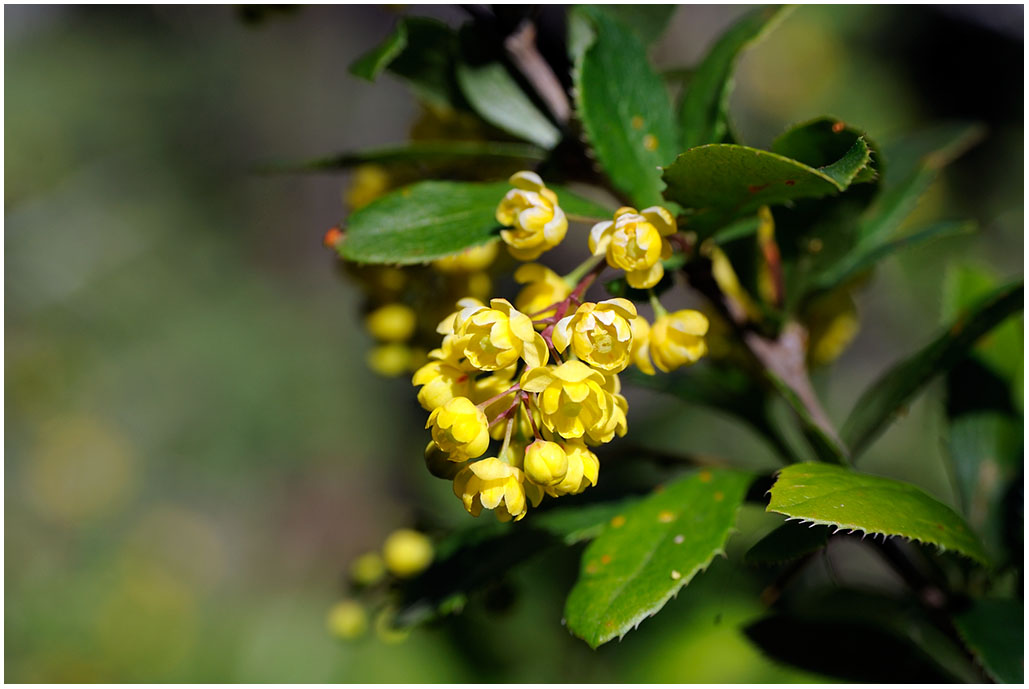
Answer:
661, 140, 871, 227
766, 463, 989, 564
744, 522, 830, 566
351, 17, 462, 109
265, 140, 545, 172
771, 116, 879, 182
679, 5, 787, 149
812, 220, 975, 292
842, 281, 1023, 456
530, 499, 640, 545
456, 60, 561, 149
564, 469, 752, 647
350, 19, 408, 81
338, 180, 613, 264
953, 599, 1024, 683
572, 6, 681, 207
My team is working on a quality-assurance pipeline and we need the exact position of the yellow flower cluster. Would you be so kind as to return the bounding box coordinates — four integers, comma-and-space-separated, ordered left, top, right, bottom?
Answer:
412, 172, 712, 522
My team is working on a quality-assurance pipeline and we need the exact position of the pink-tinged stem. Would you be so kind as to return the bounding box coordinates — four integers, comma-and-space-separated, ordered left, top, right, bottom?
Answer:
475, 383, 520, 411
489, 396, 523, 427
521, 393, 542, 440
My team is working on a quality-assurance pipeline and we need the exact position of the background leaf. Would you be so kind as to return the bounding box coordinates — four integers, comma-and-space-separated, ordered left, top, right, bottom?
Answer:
572, 6, 681, 207
841, 280, 1023, 456
591, 5, 678, 45
744, 522, 830, 566
266, 141, 545, 172
564, 469, 752, 647
338, 180, 613, 264
455, 60, 561, 149
530, 499, 641, 545
679, 5, 787, 149
953, 599, 1024, 683
349, 18, 408, 81
766, 463, 989, 564
661, 140, 871, 234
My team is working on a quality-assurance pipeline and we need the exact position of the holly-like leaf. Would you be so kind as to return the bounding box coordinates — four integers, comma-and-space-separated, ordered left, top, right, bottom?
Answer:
679, 5, 788, 149
744, 522, 830, 566
842, 280, 1023, 456
766, 463, 989, 564
265, 140, 545, 172
661, 140, 871, 232
953, 599, 1024, 683
572, 6, 681, 208
455, 60, 561, 149
564, 469, 752, 647
338, 180, 613, 265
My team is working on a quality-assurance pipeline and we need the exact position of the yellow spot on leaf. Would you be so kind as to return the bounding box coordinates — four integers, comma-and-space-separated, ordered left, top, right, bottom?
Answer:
714, 491, 724, 502
643, 134, 658, 151
658, 510, 675, 523
610, 515, 626, 528
698, 470, 712, 483
671, 570, 682, 580
631, 115, 644, 130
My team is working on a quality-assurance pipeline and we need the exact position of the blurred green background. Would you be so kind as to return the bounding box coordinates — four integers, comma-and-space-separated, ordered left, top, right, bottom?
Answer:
5, 5, 1022, 682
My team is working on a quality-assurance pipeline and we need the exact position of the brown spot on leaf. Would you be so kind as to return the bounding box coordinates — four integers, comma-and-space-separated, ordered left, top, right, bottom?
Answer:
748, 184, 769, 194
785, 179, 795, 186
832, 121, 846, 133
601, 554, 612, 565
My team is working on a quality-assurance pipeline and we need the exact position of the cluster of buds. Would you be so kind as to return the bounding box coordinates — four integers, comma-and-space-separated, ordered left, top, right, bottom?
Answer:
414, 172, 711, 522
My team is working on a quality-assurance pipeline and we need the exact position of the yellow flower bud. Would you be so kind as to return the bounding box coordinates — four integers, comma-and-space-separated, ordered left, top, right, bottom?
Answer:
496, 171, 568, 261
367, 343, 413, 377
382, 528, 434, 578
520, 361, 618, 444
804, 288, 860, 366
365, 303, 417, 342
650, 310, 709, 372
546, 441, 599, 497
453, 457, 543, 522
629, 316, 656, 375
553, 298, 638, 372
440, 298, 549, 371
350, 552, 386, 586
433, 242, 499, 273
589, 206, 676, 289
523, 439, 568, 486
514, 263, 572, 323
327, 599, 368, 640
426, 396, 490, 461
424, 441, 464, 479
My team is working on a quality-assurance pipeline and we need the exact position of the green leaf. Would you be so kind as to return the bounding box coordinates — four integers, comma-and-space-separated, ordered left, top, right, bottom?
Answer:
953, 599, 1024, 683
339, 180, 613, 264
564, 469, 752, 647
679, 5, 787, 149
766, 463, 989, 564
857, 122, 984, 247
744, 522, 830, 566
842, 281, 1023, 456
593, 5, 678, 44
572, 6, 681, 207
455, 60, 561, 149
530, 499, 640, 545
661, 140, 871, 232
812, 220, 975, 292
264, 140, 545, 172
350, 19, 408, 81
351, 17, 462, 109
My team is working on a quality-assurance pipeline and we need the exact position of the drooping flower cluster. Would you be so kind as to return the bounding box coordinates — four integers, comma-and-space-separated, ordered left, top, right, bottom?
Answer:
410, 172, 711, 522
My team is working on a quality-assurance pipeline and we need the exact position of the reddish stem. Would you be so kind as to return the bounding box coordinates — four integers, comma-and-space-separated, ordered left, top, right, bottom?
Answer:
475, 383, 520, 411
521, 393, 542, 440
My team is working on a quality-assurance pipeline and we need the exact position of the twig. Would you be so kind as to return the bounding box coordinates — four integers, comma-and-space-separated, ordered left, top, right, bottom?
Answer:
504, 21, 571, 125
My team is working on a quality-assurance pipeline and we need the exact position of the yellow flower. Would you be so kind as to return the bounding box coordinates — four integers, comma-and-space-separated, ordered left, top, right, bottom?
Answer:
520, 361, 617, 444
440, 298, 549, 371
327, 599, 368, 640
424, 440, 465, 479
365, 303, 417, 342
350, 552, 386, 585
523, 439, 568, 487
590, 373, 628, 445
433, 242, 499, 273
496, 171, 568, 261
345, 164, 391, 210
629, 316, 656, 375
453, 457, 543, 522
553, 298, 638, 373
412, 336, 474, 411
546, 441, 599, 497
426, 396, 490, 461
382, 529, 434, 578
650, 310, 709, 372
589, 205, 676, 289
514, 263, 572, 323
367, 343, 414, 377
